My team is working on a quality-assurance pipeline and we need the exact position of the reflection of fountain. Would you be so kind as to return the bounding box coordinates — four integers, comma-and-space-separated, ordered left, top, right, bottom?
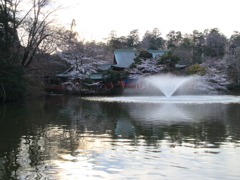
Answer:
131, 104, 193, 124
143, 74, 197, 98
128, 103, 225, 125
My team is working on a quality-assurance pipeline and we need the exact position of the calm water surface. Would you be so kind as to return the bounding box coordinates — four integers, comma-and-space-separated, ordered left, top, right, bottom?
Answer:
0, 96, 240, 180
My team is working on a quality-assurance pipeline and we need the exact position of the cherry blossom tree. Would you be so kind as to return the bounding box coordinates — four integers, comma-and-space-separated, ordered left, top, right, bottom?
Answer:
57, 49, 98, 80
225, 48, 240, 85
127, 58, 165, 79
233, 48, 240, 84
194, 59, 232, 93
127, 49, 165, 79
56, 19, 108, 83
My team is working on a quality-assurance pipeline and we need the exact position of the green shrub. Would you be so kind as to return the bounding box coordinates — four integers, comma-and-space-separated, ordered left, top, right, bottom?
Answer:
186, 63, 207, 75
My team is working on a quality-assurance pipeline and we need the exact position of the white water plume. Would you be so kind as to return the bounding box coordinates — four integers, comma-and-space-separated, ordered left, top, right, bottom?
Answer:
142, 74, 198, 98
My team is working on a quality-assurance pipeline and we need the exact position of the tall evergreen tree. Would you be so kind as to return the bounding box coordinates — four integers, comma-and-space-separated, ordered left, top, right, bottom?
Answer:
204, 28, 227, 57
0, 0, 26, 101
141, 28, 165, 50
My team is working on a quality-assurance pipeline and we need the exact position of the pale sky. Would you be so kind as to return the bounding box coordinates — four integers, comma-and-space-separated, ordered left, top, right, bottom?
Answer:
57, 0, 240, 42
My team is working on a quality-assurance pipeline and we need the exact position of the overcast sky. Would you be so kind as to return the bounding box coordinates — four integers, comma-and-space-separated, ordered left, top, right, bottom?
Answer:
58, 0, 240, 42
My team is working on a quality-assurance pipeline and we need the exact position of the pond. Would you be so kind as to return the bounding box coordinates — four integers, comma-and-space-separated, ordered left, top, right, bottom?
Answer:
0, 95, 240, 179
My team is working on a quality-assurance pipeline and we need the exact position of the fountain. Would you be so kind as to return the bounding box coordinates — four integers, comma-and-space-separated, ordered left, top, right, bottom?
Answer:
142, 74, 197, 98
81, 74, 240, 104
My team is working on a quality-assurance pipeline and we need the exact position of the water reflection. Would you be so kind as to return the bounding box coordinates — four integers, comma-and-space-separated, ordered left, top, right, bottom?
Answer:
0, 96, 240, 179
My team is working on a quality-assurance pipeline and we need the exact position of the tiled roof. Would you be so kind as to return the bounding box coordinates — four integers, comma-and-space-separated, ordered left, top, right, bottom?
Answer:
97, 64, 113, 71
113, 49, 136, 68
112, 49, 167, 68
175, 64, 188, 68
148, 50, 168, 58
89, 72, 105, 80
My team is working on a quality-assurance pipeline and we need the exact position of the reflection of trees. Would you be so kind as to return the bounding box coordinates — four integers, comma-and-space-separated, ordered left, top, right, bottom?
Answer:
0, 102, 28, 179
0, 97, 74, 179
46, 98, 127, 156
164, 121, 226, 148
224, 104, 240, 139
1, 98, 66, 178
0, 97, 240, 179
123, 103, 238, 147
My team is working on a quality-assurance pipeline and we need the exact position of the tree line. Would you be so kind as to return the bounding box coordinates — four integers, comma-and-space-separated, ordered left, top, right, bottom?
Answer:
107, 28, 240, 63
